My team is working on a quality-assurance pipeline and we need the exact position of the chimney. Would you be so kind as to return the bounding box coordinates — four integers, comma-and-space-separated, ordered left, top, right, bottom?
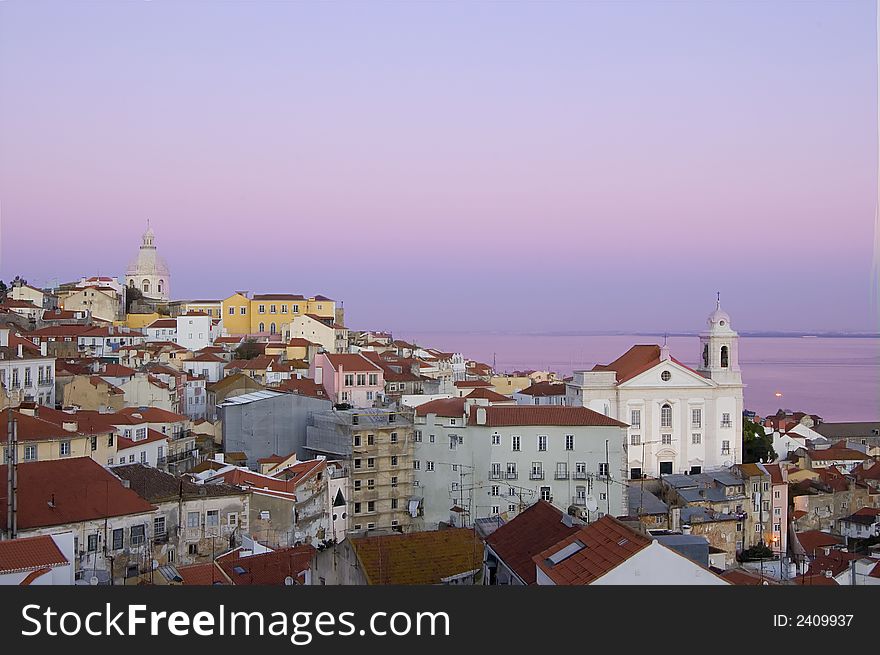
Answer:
659, 343, 670, 361
40, 341, 47, 357
17, 344, 23, 358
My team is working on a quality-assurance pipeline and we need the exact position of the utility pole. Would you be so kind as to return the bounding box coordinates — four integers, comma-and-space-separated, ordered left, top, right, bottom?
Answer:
5, 410, 18, 540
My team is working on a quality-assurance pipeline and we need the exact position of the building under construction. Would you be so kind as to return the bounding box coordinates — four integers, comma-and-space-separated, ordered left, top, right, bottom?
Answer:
306, 408, 416, 533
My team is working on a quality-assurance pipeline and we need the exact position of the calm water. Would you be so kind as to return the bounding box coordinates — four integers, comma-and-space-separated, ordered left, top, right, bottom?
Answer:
402, 333, 880, 422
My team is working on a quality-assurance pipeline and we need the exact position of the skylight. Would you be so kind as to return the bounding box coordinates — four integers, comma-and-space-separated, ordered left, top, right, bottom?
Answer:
547, 540, 586, 565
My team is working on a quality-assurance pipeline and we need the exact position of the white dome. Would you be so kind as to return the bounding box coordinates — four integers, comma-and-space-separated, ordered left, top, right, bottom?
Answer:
705, 296, 735, 335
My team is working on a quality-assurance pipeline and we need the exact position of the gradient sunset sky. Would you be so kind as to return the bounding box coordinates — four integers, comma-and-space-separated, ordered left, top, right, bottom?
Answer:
0, 1, 877, 333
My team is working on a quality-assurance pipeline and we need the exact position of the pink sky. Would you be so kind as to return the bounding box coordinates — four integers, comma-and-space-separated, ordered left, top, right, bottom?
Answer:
0, 1, 877, 333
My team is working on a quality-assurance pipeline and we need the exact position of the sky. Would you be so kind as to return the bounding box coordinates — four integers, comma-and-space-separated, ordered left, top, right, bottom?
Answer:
0, 1, 877, 334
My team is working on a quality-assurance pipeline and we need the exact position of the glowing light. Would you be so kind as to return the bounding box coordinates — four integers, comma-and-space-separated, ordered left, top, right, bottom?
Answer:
774, 392, 783, 398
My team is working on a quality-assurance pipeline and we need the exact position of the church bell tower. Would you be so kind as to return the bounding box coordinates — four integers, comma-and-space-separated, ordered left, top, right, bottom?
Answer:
697, 293, 741, 386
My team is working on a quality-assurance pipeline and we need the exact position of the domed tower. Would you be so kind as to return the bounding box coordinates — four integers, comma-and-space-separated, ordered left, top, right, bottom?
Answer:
124, 221, 171, 301
697, 293, 740, 385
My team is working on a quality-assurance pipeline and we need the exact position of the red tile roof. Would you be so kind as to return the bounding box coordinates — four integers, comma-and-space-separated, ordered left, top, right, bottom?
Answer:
591, 344, 700, 384
217, 545, 315, 585
454, 380, 492, 388
177, 562, 227, 585
0, 458, 156, 529
116, 428, 168, 451
117, 406, 188, 423
468, 405, 628, 428
186, 352, 225, 363
465, 388, 513, 402
533, 516, 653, 585
0, 408, 73, 443
323, 353, 381, 372
485, 501, 580, 584
808, 443, 869, 462
275, 377, 327, 399
415, 397, 467, 418
794, 530, 844, 556
518, 382, 567, 397
0, 535, 69, 574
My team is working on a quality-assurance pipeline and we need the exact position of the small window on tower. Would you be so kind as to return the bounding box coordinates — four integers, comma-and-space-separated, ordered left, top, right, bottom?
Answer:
721, 346, 729, 368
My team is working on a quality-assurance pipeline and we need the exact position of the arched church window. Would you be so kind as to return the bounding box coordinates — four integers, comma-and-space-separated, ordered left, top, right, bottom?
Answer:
270, 323, 277, 335
158, 280, 164, 293
720, 346, 729, 368
660, 403, 672, 428
702, 343, 709, 368
143, 280, 150, 293
259, 322, 265, 333
129, 280, 135, 288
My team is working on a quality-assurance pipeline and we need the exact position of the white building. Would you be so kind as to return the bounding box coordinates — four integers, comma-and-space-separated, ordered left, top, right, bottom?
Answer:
566, 299, 744, 479
144, 318, 178, 343
125, 222, 171, 301
0, 328, 56, 407
175, 312, 218, 351
412, 399, 628, 528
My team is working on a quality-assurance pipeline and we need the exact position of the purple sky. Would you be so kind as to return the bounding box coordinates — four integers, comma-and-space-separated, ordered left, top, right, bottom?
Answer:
1, 1, 877, 333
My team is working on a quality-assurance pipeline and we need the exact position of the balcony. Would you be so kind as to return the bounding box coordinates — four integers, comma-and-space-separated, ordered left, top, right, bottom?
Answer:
555, 471, 569, 480
489, 471, 502, 480
573, 471, 588, 480
505, 471, 518, 480
529, 472, 545, 481
571, 496, 586, 507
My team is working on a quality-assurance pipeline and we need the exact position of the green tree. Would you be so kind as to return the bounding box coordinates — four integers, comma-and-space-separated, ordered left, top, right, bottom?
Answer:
125, 286, 144, 313
743, 415, 776, 463
234, 338, 263, 360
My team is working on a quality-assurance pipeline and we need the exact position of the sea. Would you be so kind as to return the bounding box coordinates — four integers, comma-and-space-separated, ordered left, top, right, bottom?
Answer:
400, 333, 880, 422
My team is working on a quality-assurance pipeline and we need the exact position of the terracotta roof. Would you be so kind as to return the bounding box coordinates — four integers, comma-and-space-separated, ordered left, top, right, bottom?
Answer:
851, 460, 880, 482
117, 406, 188, 423
591, 344, 700, 384
216, 545, 315, 585
286, 338, 313, 347
100, 363, 137, 377
808, 444, 869, 462
116, 428, 169, 451
415, 397, 467, 418
113, 464, 244, 502
0, 458, 156, 529
323, 353, 381, 372
275, 377, 327, 399
485, 501, 579, 584
807, 550, 862, 578
185, 352, 225, 363
518, 382, 567, 397
146, 318, 177, 329
351, 528, 482, 584
532, 516, 653, 585
468, 406, 628, 428
0, 408, 73, 443
178, 562, 227, 585
465, 388, 513, 402
794, 530, 844, 556
454, 380, 492, 388
719, 569, 776, 585
794, 574, 839, 585
206, 468, 295, 496
0, 535, 69, 574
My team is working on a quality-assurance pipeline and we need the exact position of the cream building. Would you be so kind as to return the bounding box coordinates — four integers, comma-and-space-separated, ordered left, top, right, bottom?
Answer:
566, 299, 744, 479
125, 222, 171, 301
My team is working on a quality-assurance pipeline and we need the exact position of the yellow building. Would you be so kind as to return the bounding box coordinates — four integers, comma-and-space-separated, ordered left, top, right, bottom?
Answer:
1, 407, 99, 464
123, 311, 164, 329
220, 292, 338, 336
490, 375, 532, 396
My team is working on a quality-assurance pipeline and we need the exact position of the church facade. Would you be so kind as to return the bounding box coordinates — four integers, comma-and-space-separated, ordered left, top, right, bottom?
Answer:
565, 299, 744, 479
125, 223, 171, 301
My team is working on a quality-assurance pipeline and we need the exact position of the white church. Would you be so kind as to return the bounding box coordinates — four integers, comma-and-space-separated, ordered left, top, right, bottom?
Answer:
125, 222, 171, 301
566, 298, 744, 479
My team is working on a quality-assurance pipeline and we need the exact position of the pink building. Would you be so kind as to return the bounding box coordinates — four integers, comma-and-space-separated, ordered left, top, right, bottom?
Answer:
764, 463, 789, 560
310, 353, 384, 407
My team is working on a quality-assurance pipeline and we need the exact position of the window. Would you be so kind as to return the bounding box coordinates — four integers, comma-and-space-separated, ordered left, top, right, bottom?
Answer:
492, 433, 500, 445
721, 413, 732, 428
763, 482, 769, 492
530, 462, 543, 480
661, 371, 671, 382
354, 480, 362, 491
691, 408, 702, 428
187, 511, 199, 528
492, 506, 500, 515
129, 454, 135, 463
490, 463, 502, 479
367, 434, 375, 446
426, 461, 434, 471
140, 451, 147, 463
413, 460, 420, 470
130, 524, 146, 546
354, 435, 361, 447
154, 516, 166, 537
599, 462, 609, 477
774, 490, 780, 499
661, 434, 672, 445
556, 462, 568, 479
344, 374, 354, 387
354, 503, 362, 514
356, 374, 366, 386
228, 513, 238, 526
60, 440, 71, 457
367, 457, 375, 468
87, 533, 99, 552
722, 440, 730, 455
24, 445, 37, 461
575, 462, 587, 478
508, 504, 517, 513
692, 433, 701, 444
631, 434, 641, 446
112, 528, 124, 550
258, 304, 265, 314
281, 304, 287, 313
690, 466, 701, 474
390, 432, 398, 443
369, 374, 378, 385
240, 306, 247, 315
630, 409, 641, 428
540, 486, 552, 501
491, 485, 499, 496
538, 435, 547, 451
367, 479, 375, 490
659, 461, 673, 475
90, 435, 97, 451
721, 346, 729, 368
660, 404, 672, 428
506, 462, 517, 479
630, 468, 642, 480
269, 304, 276, 313
367, 501, 375, 513
354, 458, 362, 470
391, 498, 398, 509
391, 476, 398, 487
430, 434, 435, 443
576, 485, 587, 501
512, 435, 520, 451
391, 456, 398, 466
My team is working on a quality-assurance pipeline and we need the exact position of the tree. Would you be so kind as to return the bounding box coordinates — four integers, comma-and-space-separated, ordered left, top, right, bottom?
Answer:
740, 543, 773, 562
125, 286, 143, 314
234, 338, 263, 360
743, 415, 776, 463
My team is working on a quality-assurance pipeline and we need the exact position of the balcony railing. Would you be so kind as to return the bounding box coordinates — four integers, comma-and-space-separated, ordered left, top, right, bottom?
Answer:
573, 471, 588, 480
572, 496, 586, 507
505, 471, 518, 480
489, 471, 502, 480
530, 472, 544, 481
555, 471, 569, 480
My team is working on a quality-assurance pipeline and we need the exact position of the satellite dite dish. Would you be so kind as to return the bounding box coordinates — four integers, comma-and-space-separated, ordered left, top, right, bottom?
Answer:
89, 576, 99, 586
584, 495, 599, 512
284, 576, 295, 586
